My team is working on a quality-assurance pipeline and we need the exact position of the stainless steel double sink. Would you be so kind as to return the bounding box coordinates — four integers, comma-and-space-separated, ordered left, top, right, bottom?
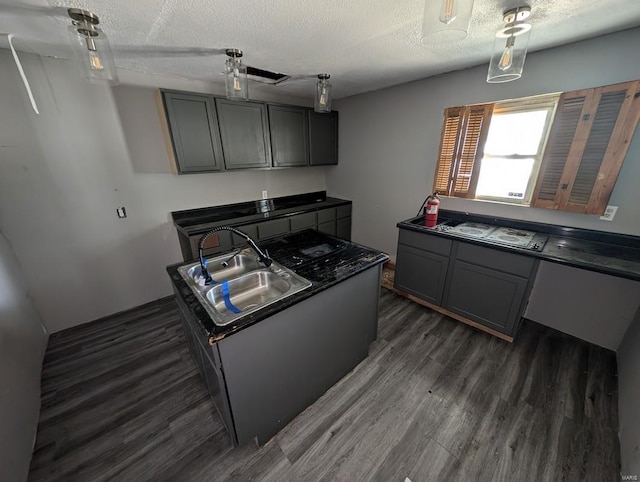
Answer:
178, 250, 312, 327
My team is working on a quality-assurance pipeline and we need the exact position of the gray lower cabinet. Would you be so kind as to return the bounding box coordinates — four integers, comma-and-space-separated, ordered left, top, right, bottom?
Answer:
268, 105, 309, 167
309, 111, 338, 165
443, 260, 529, 334
163, 92, 223, 173
179, 204, 353, 261
394, 228, 538, 337
395, 245, 448, 305
174, 290, 234, 440
215, 99, 271, 170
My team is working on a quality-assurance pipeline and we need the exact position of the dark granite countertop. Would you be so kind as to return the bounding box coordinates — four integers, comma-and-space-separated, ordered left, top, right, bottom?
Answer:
167, 230, 389, 343
397, 210, 640, 282
172, 191, 351, 236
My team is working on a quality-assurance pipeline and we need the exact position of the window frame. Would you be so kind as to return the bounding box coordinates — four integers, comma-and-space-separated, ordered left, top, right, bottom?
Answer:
474, 97, 558, 206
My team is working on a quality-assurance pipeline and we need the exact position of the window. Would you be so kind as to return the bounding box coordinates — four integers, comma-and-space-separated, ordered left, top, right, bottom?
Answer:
433, 80, 640, 214
476, 99, 556, 204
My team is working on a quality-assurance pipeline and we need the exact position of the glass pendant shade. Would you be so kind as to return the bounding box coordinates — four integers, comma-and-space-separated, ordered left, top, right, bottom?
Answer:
224, 54, 249, 101
314, 75, 332, 113
487, 22, 531, 83
421, 0, 474, 44
67, 24, 118, 84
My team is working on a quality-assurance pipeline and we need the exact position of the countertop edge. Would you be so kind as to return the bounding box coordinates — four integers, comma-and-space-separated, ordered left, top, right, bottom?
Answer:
174, 198, 352, 236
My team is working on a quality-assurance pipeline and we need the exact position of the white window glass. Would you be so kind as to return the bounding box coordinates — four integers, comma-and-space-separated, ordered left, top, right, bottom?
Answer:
476, 105, 555, 204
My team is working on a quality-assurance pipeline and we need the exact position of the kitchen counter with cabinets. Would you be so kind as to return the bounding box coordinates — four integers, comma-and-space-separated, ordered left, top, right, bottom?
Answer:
167, 229, 388, 446
395, 209, 640, 342
171, 191, 353, 261
398, 210, 640, 282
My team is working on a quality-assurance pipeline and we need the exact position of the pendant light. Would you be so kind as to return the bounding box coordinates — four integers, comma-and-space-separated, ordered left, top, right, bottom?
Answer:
421, 0, 474, 44
487, 6, 532, 83
224, 49, 249, 101
67, 8, 118, 85
314, 74, 332, 113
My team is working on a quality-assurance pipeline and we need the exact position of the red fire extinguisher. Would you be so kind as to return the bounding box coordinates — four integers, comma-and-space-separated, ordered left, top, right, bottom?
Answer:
424, 192, 440, 228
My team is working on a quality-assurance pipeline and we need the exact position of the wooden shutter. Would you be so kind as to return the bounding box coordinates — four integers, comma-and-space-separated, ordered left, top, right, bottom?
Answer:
532, 80, 640, 214
433, 107, 463, 194
433, 104, 493, 197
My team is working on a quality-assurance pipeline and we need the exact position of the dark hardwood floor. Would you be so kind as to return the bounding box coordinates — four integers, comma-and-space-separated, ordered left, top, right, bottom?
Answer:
29, 289, 620, 481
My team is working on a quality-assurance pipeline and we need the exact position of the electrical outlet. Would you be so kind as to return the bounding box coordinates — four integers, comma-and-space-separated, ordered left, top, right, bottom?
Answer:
599, 205, 618, 221
262, 190, 268, 199
116, 206, 127, 218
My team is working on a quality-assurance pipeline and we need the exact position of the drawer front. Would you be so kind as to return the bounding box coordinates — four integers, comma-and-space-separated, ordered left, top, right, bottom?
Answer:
317, 208, 336, 224
232, 224, 259, 247
257, 218, 290, 239
290, 212, 317, 231
398, 229, 452, 257
455, 242, 535, 277
336, 204, 351, 219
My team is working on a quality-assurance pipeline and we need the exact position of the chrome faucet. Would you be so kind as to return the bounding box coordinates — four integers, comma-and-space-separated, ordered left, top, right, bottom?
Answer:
198, 226, 272, 285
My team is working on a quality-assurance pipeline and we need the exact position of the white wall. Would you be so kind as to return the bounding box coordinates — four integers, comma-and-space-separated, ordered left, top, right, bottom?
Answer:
0, 232, 48, 482
327, 28, 640, 257
0, 52, 327, 333
618, 307, 640, 477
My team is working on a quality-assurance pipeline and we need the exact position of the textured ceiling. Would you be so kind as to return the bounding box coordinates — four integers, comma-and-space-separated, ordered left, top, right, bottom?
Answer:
2, 0, 640, 100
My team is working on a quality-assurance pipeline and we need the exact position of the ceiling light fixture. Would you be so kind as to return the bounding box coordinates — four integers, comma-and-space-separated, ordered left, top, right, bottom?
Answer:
224, 49, 249, 101
421, 0, 474, 43
314, 74, 332, 113
487, 6, 532, 83
67, 8, 118, 85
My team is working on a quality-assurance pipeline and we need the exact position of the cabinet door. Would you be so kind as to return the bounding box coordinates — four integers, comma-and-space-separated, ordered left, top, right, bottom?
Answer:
308, 110, 338, 165
336, 216, 351, 240
444, 260, 528, 335
394, 245, 449, 305
317, 221, 337, 236
163, 92, 223, 173
216, 99, 271, 169
268, 105, 309, 167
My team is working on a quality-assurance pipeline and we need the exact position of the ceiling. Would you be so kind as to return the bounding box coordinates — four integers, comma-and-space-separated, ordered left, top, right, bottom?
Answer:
2, 0, 640, 100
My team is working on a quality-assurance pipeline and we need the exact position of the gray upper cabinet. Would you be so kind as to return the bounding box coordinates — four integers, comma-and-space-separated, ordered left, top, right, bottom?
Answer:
268, 105, 309, 167
163, 92, 223, 173
308, 111, 339, 166
215, 99, 271, 170
159, 89, 338, 173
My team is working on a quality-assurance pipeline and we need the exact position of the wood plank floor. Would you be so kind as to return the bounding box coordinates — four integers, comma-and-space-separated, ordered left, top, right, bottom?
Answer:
29, 289, 620, 481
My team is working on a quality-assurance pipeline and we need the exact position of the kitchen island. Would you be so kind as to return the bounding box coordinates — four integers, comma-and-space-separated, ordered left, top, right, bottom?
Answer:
167, 229, 388, 446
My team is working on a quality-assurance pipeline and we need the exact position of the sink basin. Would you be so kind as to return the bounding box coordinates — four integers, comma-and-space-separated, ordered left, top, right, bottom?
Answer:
206, 270, 291, 317
186, 254, 262, 287
177, 249, 312, 326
